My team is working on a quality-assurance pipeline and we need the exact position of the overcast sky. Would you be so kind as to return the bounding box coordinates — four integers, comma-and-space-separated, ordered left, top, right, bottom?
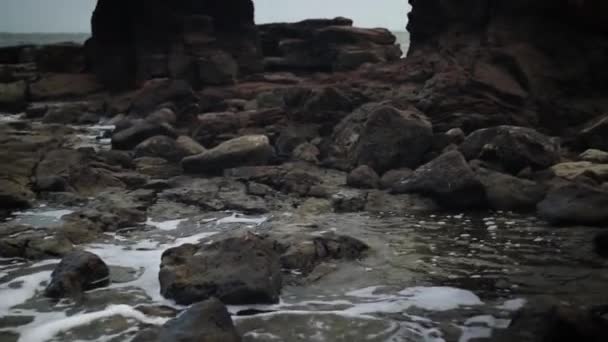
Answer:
0, 0, 409, 33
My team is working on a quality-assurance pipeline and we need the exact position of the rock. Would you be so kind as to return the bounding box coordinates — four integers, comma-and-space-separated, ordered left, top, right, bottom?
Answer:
332, 103, 433, 173
538, 183, 608, 225
159, 232, 282, 305
44, 251, 110, 298
379, 168, 413, 189
146, 107, 177, 125
551, 162, 608, 182
364, 190, 438, 213
472, 163, 546, 211
331, 189, 368, 213
0, 80, 27, 112
347, 165, 379, 189
392, 150, 486, 209
198, 51, 238, 85
460, 126, 561, 174
292, 142, 320, 163
445, 128, 466, 144
34, 43, 86, 73
182, 135, 274, 174
42, 103, 99, 125
176, 136, 206, 156
112, 122, 177, 150
29, 74, 102, 101
134, 136, 186, 162
134, 157, 181, 179
0, 180, 34, 210
132, 299, 241, 342
0, 224, 74, 260
580, 115, 608, 151
594, 232, 608, 258
316, 26, 396, 45
580, 149, 608, 164
35, 176, 69, 192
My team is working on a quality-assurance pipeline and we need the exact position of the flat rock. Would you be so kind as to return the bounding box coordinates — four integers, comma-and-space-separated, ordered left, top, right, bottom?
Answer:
551, 161, 608, 181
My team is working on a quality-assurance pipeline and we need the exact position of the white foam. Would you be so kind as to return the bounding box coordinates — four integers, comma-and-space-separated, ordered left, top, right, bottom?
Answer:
0, 270, 52, 314
216, 213, 268, 226
18, 304, 168, 342
497, 298, 526, 311
13, 209, 73, 220
145, 218, 186, 231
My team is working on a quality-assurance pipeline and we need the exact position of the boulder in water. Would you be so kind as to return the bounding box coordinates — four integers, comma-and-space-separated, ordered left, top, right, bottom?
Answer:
44, 251, 110, 298
537, 182, 608, 225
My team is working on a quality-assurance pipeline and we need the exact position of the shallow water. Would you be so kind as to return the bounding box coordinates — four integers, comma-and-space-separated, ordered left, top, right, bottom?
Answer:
1, 208, 605, 342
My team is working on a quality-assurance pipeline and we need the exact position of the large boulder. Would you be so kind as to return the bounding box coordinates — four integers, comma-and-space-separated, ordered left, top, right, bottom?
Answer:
133, 299, 241, 342
392, 150, 486, 209
182, 135, 274, 174
44, 251, 110, 298
538, 183, 608, 225
551, 162, 608, 182
159, 232, 282, 305
346, 165, 380, 189
112, 122, 177, 150
472, 163, 546, 211
460, 126, 561, 174
332, 103, 433, 173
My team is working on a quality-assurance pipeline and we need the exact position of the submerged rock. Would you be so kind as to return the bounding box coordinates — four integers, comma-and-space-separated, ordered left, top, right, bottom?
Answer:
392, 150, 486, 209
182, 135, 274, 174
460, 126, 561, 174
537, 183, 608, 225
44, 251, 110, 298
133, 298, 241, 342
159, 232, 282, 305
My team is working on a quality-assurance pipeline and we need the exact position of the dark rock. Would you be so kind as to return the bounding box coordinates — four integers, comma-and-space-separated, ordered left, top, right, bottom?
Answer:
132, 299, 241, 342
331, 189, 368, 213
594, 232, 608, 258
292, 142, 320, 163
347, 165, 379, 189
580, 115, 608, 151
364, 190, 438, 213
44, 251, 110, 298
0, 80, 27, 112
29, 74, 102, 101
0, 224, 74, 260
460, 126, 561, 174
176, 136, 207, 156
198, 50, 238, 85
42, 103, 98, 125
34, 43, 85, 73
379, 168, 413, 189
159, 232, 282, 305
134, 157, 182, 179
472, 162, 546, 211
182, 135, 274, 174
332, 103, 433, 173
538, 182, 608, 225
112, 122, 177, 150
146, 107, 177, 125
134, 136, 186, 162
35, 176, 69, 192
392, 150, 486, 209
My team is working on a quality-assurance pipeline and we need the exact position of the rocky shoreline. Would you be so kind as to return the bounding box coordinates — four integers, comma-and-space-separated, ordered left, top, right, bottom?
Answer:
1, 0, 608, 341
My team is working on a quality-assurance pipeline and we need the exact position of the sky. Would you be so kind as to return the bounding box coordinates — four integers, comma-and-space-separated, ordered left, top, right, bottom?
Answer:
0, 0, 409, 33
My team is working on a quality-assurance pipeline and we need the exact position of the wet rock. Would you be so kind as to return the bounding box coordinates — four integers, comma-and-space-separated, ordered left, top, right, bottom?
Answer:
112, 122, 177, 150
379, 168, 413, 189
0, 180, 34, 209
160, 232, 282, 305
347, 165, 380, 189
42, 103, 99, 125
35, 175, 69, 192
29, 73, 102, 101
133, 299, 241, 342
538, 183, 608, 225
0, 80, 27, 112
472, 163, 546, 211
332, 103, 433, 173
551, 162, 608, 182
44, 251, 110, 298
364, 191, 438, 213
580, 115, 608, 151
63, 205, 146, 234
331, 189, 368, 213
134, 135, 186, 162
460, 126, 561, 174
0, 224, 74, 260
392, 150, 486, 209
176, 136, 206, 156
594, 232, 608, 258
182, 135, 274, 174
580, 149, 608, 164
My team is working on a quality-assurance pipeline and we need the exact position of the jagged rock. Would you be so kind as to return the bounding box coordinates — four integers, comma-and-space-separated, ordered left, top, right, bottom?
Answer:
29, 74, 102, 101
159, 232, 282, 305
472, 162, 546, 211
44, 251, 110, 298
379, 168, 413, 189
332, 103, 433, 173
134, 136, 186, 162
182, 135, 274, 174
580, 149, 608, 164
460, 126, 561, 174
0, 80, 27, 112
112, 122, 177, 150
133, 299, 241, 342
538, 182, 608, 225
392, 150, 486, 209
347, 165, 379, 189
